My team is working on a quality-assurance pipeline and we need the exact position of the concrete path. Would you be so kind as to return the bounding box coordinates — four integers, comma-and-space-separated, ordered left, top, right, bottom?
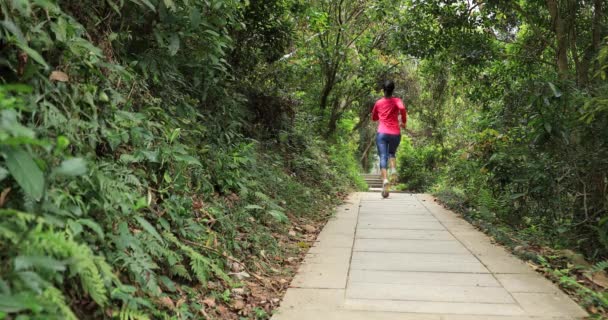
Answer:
273, 193, 588, 320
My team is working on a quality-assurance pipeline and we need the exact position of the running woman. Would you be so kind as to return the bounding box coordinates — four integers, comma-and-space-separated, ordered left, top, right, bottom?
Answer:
371, 80, 407, 195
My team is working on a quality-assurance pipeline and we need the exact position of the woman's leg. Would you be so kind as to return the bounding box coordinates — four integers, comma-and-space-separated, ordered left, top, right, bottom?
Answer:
376, 133, 389, 181
387, 134, 401, 176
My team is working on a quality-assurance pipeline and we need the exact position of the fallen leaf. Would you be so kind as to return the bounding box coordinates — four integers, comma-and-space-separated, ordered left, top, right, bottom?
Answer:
288, 230, 296, 237
158, 296, 175, 309
217, 305, 230, 318
49, 70, 69, 82
231, 261, 243, 272
588, 305, 599, 314
176, 297, 186, 308
303, 224, 316, 233
297, 241, 309, 249
230, 271, 251, 280
0, 188, 11, 207
202, 297, 216, 308
233, 299, 245, 310
232, 288, 245, 295
586, 271, 608, 288
557, 249, 591, 268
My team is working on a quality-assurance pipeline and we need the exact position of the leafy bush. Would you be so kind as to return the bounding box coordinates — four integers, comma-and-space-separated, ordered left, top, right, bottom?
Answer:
397, 136, 441, 191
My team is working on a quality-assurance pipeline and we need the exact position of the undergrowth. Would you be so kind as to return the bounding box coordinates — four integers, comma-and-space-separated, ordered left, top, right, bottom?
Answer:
0, 1, 360, 318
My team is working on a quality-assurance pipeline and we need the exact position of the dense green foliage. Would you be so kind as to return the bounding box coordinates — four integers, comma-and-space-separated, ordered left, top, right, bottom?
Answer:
396, 1, 608, 260
0, 0, 366, 318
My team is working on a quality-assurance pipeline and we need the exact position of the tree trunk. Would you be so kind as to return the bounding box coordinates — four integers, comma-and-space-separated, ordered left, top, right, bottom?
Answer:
592, 0, 602, 52
546, 0, 570, 79
360, 134, 375, 170
319, 79, 333, 110
319, 61, 339, 110
576, 0, 603, 86
325, 99, 342, 137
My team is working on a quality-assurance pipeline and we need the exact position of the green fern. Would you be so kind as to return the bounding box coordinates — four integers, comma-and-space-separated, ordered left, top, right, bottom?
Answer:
120, 306, 151, 320
163, 231, 231, 284
41, 286, 78, 320
26, 228, 109, 306
591, 260, 608, 273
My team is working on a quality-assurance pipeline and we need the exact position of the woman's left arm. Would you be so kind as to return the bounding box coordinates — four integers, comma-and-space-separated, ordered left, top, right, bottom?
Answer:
398, 100, 407, 128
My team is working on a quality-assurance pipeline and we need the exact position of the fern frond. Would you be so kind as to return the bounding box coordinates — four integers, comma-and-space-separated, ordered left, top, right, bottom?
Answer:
162, 231, 230, 283
254, 191, 270, 202
169, 264, 191, 280
120, 306, 151, 320
41, 286, 78, 320
26, 229, 109, 306
591, 260, 608, 273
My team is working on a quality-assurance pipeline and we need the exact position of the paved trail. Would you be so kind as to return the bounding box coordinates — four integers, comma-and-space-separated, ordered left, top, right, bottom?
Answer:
273, 193, 588, 320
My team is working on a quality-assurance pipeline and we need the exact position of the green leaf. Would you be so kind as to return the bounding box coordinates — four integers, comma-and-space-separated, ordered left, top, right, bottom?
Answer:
190, 8, 201, 28
244, 204, 263, 210
168, 34, 180, 56
163, 0, 176, 11
1, 109, 36, 138
0, 292, 42, 313
174, 154, 201, 166
78, 219, 105, 239
510, 193, 526, 200
14, 256, 66, 272
169, 128, 181, 143
16, 43, 48, 69
106, 0, 122, 14
204, 30, 220, 37
163, 171, 172, 183
0, 20, 25, 43
17, 271, 45, 294
268, 210, 288, 223
55, 136, 70, 152
548, 82, 562, 98
133, 196, 148, 211
54, 158, 87, 176
68, 219, 83, 236
3, 146, 44, 201
11, 0, 33, 16
159, 276, 177, 292
135, 216, 164, 244
130, 0, 156, 11
0, 167, 7, 182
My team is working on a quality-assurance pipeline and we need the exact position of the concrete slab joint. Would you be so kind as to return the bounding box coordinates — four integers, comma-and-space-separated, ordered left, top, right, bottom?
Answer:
273, 192, 588, 320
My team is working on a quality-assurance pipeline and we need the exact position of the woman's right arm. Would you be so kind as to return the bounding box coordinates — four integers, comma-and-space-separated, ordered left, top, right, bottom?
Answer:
398, 99, 407, 128
371, 103, 379, 121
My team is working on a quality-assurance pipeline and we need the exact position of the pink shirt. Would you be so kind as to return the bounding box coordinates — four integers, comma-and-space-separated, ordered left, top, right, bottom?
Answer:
372, 97, 407, 135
